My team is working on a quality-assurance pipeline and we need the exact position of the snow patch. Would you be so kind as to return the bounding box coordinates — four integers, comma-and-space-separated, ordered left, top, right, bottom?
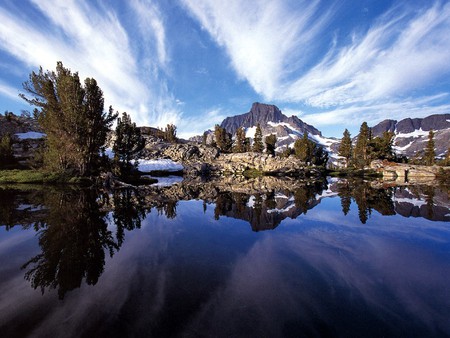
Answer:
246, 126, 257, 139
396, 128, 429, 139
267, 204, 296, 214
394, 197, 427, 207
134, 159, 183, 172
393, 141, 414, 152
15, 132, 45, 140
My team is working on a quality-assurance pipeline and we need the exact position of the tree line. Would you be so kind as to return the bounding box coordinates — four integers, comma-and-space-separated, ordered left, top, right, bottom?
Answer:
338, 122, 449, 168
206, 123, 328, 166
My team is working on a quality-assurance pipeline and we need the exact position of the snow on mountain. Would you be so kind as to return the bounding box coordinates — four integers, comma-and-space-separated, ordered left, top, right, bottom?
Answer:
371, 114, 450, 158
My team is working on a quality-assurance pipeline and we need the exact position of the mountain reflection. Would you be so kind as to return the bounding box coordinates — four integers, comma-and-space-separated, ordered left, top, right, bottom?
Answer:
0, 177, 449, 299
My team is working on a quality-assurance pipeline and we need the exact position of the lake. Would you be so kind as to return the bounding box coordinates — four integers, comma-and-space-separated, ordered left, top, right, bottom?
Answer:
0, 177, 449, 337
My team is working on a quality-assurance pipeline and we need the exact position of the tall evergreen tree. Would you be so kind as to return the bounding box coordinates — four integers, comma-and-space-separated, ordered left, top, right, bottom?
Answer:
294, 132, 312, 163
353, 122, 370, 168
265, 134, 277, 156
113, 112, 145, 177
252, 124, 264, 153
20, 62, 117, 175
214, 125, 232, 152
338, 129, 353, 168
368, 131, 395, 161
233, 126, 246, 153
424, 129, 436, 165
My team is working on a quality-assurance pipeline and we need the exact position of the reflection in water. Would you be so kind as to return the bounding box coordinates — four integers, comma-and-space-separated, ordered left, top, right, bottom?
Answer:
0, 188, 150, 299
21, 190, 117, 299
0, 178, 449, 336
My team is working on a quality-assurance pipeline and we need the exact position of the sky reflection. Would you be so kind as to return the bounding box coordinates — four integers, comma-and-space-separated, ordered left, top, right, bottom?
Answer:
0, 191, 449, 337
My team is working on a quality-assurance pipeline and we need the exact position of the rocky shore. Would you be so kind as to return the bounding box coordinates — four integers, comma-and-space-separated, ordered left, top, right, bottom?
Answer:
141, 143, 323, 178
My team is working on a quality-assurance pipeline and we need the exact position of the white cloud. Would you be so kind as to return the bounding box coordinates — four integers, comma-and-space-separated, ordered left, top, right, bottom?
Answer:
179, 108, 228, 138
284, 2, 450, 107
302, 94, 450, 128
0, 81, 21, 102
0, 0, 180, 127
181, 0, 329, 100
183, 1, 450, 131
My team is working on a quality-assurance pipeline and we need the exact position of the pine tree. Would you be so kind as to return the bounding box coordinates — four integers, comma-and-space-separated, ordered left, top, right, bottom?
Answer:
164, 124, 177, 143
424, 129, 436, 165
20, 62, 117, 175
265, 134, 277, 156
353, 122, 370, 168
294, 132, 312, 163
214, 125, 232, 152
233, 126, 246, 153
113, 112, 145, 178
0, 134, 15, 167
338, 129, 353, 168
252, 124, 264, 153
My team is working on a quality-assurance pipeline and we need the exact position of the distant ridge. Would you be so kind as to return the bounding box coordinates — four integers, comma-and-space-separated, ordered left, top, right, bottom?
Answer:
371, 114, 450, 157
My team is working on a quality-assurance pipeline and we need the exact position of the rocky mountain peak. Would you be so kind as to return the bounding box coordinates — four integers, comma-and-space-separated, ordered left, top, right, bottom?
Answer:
249, 102, 284, 123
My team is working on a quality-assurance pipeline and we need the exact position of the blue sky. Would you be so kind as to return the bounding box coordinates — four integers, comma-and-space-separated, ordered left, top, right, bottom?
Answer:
0, 0, 449, 138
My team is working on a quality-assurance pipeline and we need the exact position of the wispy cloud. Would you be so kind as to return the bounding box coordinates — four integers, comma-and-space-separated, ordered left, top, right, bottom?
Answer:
181, 0, 330, 100
302, 94, 450, 128
0, 81, 21, 102
284, 2, 450, 107
183, 1, 450, 130
0, 0, 180, 127
181, 108, 228, 138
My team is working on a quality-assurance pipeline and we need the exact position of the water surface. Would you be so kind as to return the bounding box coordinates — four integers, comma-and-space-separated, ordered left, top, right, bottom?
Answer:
0, 178, 449, 337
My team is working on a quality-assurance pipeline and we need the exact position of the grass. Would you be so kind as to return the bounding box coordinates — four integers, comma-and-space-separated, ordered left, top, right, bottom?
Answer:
0, 169, 92, 185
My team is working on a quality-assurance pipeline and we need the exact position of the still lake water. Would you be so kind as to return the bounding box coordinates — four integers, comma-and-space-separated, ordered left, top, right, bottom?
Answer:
0, 178, 449, 337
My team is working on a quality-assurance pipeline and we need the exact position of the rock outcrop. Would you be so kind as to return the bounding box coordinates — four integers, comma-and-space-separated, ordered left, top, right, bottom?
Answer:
370, 160, 449, 184
141, 143, 323, 177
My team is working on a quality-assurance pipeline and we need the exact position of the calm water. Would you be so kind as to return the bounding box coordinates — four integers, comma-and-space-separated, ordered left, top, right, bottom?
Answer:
0, 178, 449, 337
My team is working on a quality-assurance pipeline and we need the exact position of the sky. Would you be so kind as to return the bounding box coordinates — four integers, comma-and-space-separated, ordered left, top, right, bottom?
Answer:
0, 0, 450, 138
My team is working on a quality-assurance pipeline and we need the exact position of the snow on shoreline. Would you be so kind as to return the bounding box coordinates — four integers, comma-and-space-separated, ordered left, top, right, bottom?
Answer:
133, 159, 183, 172
104, 148, 183, 172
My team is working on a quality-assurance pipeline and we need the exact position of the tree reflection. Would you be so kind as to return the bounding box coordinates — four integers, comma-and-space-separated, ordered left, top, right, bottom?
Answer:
337, 180, 395, 224
112, 189, 147, 246
20, 188, 148, 299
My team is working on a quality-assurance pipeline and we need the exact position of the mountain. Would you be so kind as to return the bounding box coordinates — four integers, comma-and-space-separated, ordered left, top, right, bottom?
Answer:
219, 102, 339, 153
371, 114, 450, 158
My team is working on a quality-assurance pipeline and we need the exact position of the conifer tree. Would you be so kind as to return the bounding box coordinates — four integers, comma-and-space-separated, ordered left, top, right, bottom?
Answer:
233, 126, 246, 153
353, 122, 370, 168
338, 129, 353, 168
294, 132, 312, 163
214, 125, 232, 152
424, 129, 436, 166
265, 134, 277, 156
252, 124, 264, 153
20, 62, 117, 175
113, 112, 145, 177
0, 134, 15, 167
164, 124, 177, 143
